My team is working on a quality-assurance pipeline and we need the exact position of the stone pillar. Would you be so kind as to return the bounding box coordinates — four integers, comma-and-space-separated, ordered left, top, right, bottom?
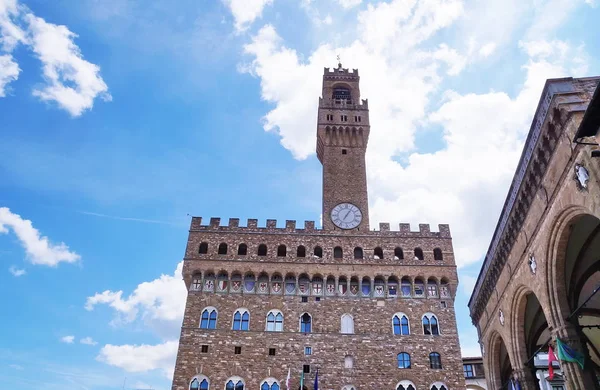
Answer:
553, 324, 598, 390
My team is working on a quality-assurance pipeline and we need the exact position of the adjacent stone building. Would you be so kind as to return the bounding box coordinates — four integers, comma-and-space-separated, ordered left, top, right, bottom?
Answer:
468, 77, 600, 390
463, 357, 487, 390
171, 64, 465, 390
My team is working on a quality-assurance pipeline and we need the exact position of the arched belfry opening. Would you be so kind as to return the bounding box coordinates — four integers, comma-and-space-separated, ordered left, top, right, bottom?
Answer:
562, 214, 600, 383
332, 85, 352, 103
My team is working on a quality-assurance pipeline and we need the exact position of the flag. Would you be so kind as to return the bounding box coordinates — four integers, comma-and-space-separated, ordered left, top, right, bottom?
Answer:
556, 337, 585, 369
313, 369, 319, 390
300, 370, 304, 389
510, 378, 521, 390
286, 368, 291, 389
548, 344, 557, 380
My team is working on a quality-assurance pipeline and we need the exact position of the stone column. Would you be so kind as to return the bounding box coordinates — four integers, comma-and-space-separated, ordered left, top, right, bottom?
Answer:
553, 324, 598, 390
513, 368, 538, 390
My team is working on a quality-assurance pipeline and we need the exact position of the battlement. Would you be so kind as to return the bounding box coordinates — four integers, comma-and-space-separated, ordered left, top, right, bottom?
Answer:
324, 66, 359, 77
189, 217, 451, 238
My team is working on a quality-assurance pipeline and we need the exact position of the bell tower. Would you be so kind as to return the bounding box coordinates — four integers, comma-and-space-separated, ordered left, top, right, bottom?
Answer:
317, 63, 370, 231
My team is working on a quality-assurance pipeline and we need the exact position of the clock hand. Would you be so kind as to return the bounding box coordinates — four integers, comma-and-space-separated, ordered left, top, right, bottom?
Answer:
343, 210, 353, 222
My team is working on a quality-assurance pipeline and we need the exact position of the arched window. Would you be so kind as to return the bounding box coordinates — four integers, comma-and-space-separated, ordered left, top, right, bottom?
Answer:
414, 247, 424, 260
189, 375, 210, 390
342, 386, 356, 390
440, 278, 450, 298
401, 277, 412, 297
260, 378, 280, 390
314, 246, 323, 258
218, 243, 227, 255
300, 313, 312, 333
396, 381, 416, 390
423, 313, 440, 335
334, 246, 343, 259
429, 352, 442, 369
414, 278, 425, 297
393, 313, 410, 335
225, 377, 244, 390
237, 243, 247, 256
333, 86, 351, 102
232, 309, 249, 331
374, 247, 383, 259
297, 245, 306, 257
277, 245, 287, 257
199, 242, 208, 254
200, 307, 217, 329
394, 247, 404, 260
344, 356, 354, 369
191, 273, 202, 291
397, 352, 411, 369
353, 247, 363, 259
433, 248, 443, 260
258, 244, 267, 256
430, 383, 448, 390
266, 310, 283, 332
341, 314, 354, 334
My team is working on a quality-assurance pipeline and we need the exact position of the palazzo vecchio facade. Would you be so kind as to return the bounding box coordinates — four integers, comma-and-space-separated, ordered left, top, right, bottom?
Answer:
171, 64, 465, 390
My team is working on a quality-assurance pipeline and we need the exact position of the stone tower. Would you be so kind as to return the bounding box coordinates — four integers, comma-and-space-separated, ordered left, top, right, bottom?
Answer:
317, 63, 370, 231
171, 65, 465, 390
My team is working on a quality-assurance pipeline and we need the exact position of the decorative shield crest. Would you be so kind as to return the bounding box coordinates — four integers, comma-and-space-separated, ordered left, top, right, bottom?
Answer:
440, 286, 450, 298
326, 283, 335, 295
231, 281, 241, 292
204, 279, 214, 292
574, 163, 590, 190
272, 282, 282, 293
244, 280, 255, 292
350, 284, 358, 295
286, 282, 296, 294
217, 280, 228, 291
312, 283, 322, 295
388, 285, 397, 296
362, 284, 371, 296
374, 285, 384, 296
338, 284, 347, 295
299, 282, 308, 294
259, 282, 268, 293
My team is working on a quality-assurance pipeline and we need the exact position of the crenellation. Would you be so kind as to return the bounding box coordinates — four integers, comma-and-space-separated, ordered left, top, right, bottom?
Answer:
228, 218, 239, 228
266, 219, 277, 229
285, 220, 296, 230
419, 224, 431, 234
399, 223, 411, 233
209, 217, 220, 228
379, 222, 390, 231
304, 220, 315, 231
247, 219, 258, 228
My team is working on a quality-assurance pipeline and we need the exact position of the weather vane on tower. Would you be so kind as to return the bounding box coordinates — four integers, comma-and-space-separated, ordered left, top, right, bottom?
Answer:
337, 54, 342, 68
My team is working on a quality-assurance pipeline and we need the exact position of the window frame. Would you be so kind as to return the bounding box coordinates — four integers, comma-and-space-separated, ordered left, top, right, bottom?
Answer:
429, 352, 442, 369
266, 309, 284, 332
392, 313, 410, 335
300, 313, 312, 333
422, 313, 440, 335
200, 307, 218, 329
463, 364, 474, 378
189, 375, 210, 390
397, 352, 411, 369
232, 308, 250, 331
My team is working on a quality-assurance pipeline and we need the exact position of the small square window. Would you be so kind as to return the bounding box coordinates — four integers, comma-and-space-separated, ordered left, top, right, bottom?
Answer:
234, 346, 241, 355
301, 296, 308, 303
342, 149, 347, 155
441, 301, 447, 308
303, 364, 310, 373
201, 345, 208, 353
315, 297, 321, 302
305, 346, 312, 355
269, 348, 276, 356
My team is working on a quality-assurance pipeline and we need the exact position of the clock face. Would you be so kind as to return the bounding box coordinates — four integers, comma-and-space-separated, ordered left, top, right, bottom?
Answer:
331, 203, 362, 229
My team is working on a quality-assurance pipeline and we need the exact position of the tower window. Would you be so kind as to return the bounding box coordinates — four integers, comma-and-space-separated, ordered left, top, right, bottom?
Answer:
297, 245, 306, 257
341, 115, 348, 122
354, 115, 361, 122
305, 346, 312, 355
342, 149, 347, 155
434, 248, 443, 260
414, 247, 424, 260
277, 244, 287, 257
238, 243, 248, 256
326, 114, 333, 121
201, 345, 208, 353
234, 346, 241, 355
269, 348, 276, 356
218, 243, 228, 255
313, 246, 323, 258
333, 87, 351, 102
198, 242, 208, 254
303, 364, 310, 373
334, 246, 343, 259
258, 244, 267, 256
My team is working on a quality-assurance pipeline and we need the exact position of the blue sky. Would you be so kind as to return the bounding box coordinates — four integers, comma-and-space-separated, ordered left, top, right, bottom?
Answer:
1, 0, 599, 389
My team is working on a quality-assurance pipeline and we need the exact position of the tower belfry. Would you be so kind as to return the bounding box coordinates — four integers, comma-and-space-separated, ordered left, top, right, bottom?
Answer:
317, 65, 370, 231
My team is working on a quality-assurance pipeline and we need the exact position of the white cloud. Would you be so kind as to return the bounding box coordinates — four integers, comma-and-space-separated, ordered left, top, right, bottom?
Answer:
60, 335, 75, 344
222, 0, 273, 32
0, 207, 81, 267
25, 13, 111, 116
8, 265, 25, 277
336, 0, 362, 8
80, 337, 98, 346
240, 0, 588, 269
85, 262, 186, 337
0, 54, 19, 96
0, 0, 25, 51
98, 341, 179, 379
